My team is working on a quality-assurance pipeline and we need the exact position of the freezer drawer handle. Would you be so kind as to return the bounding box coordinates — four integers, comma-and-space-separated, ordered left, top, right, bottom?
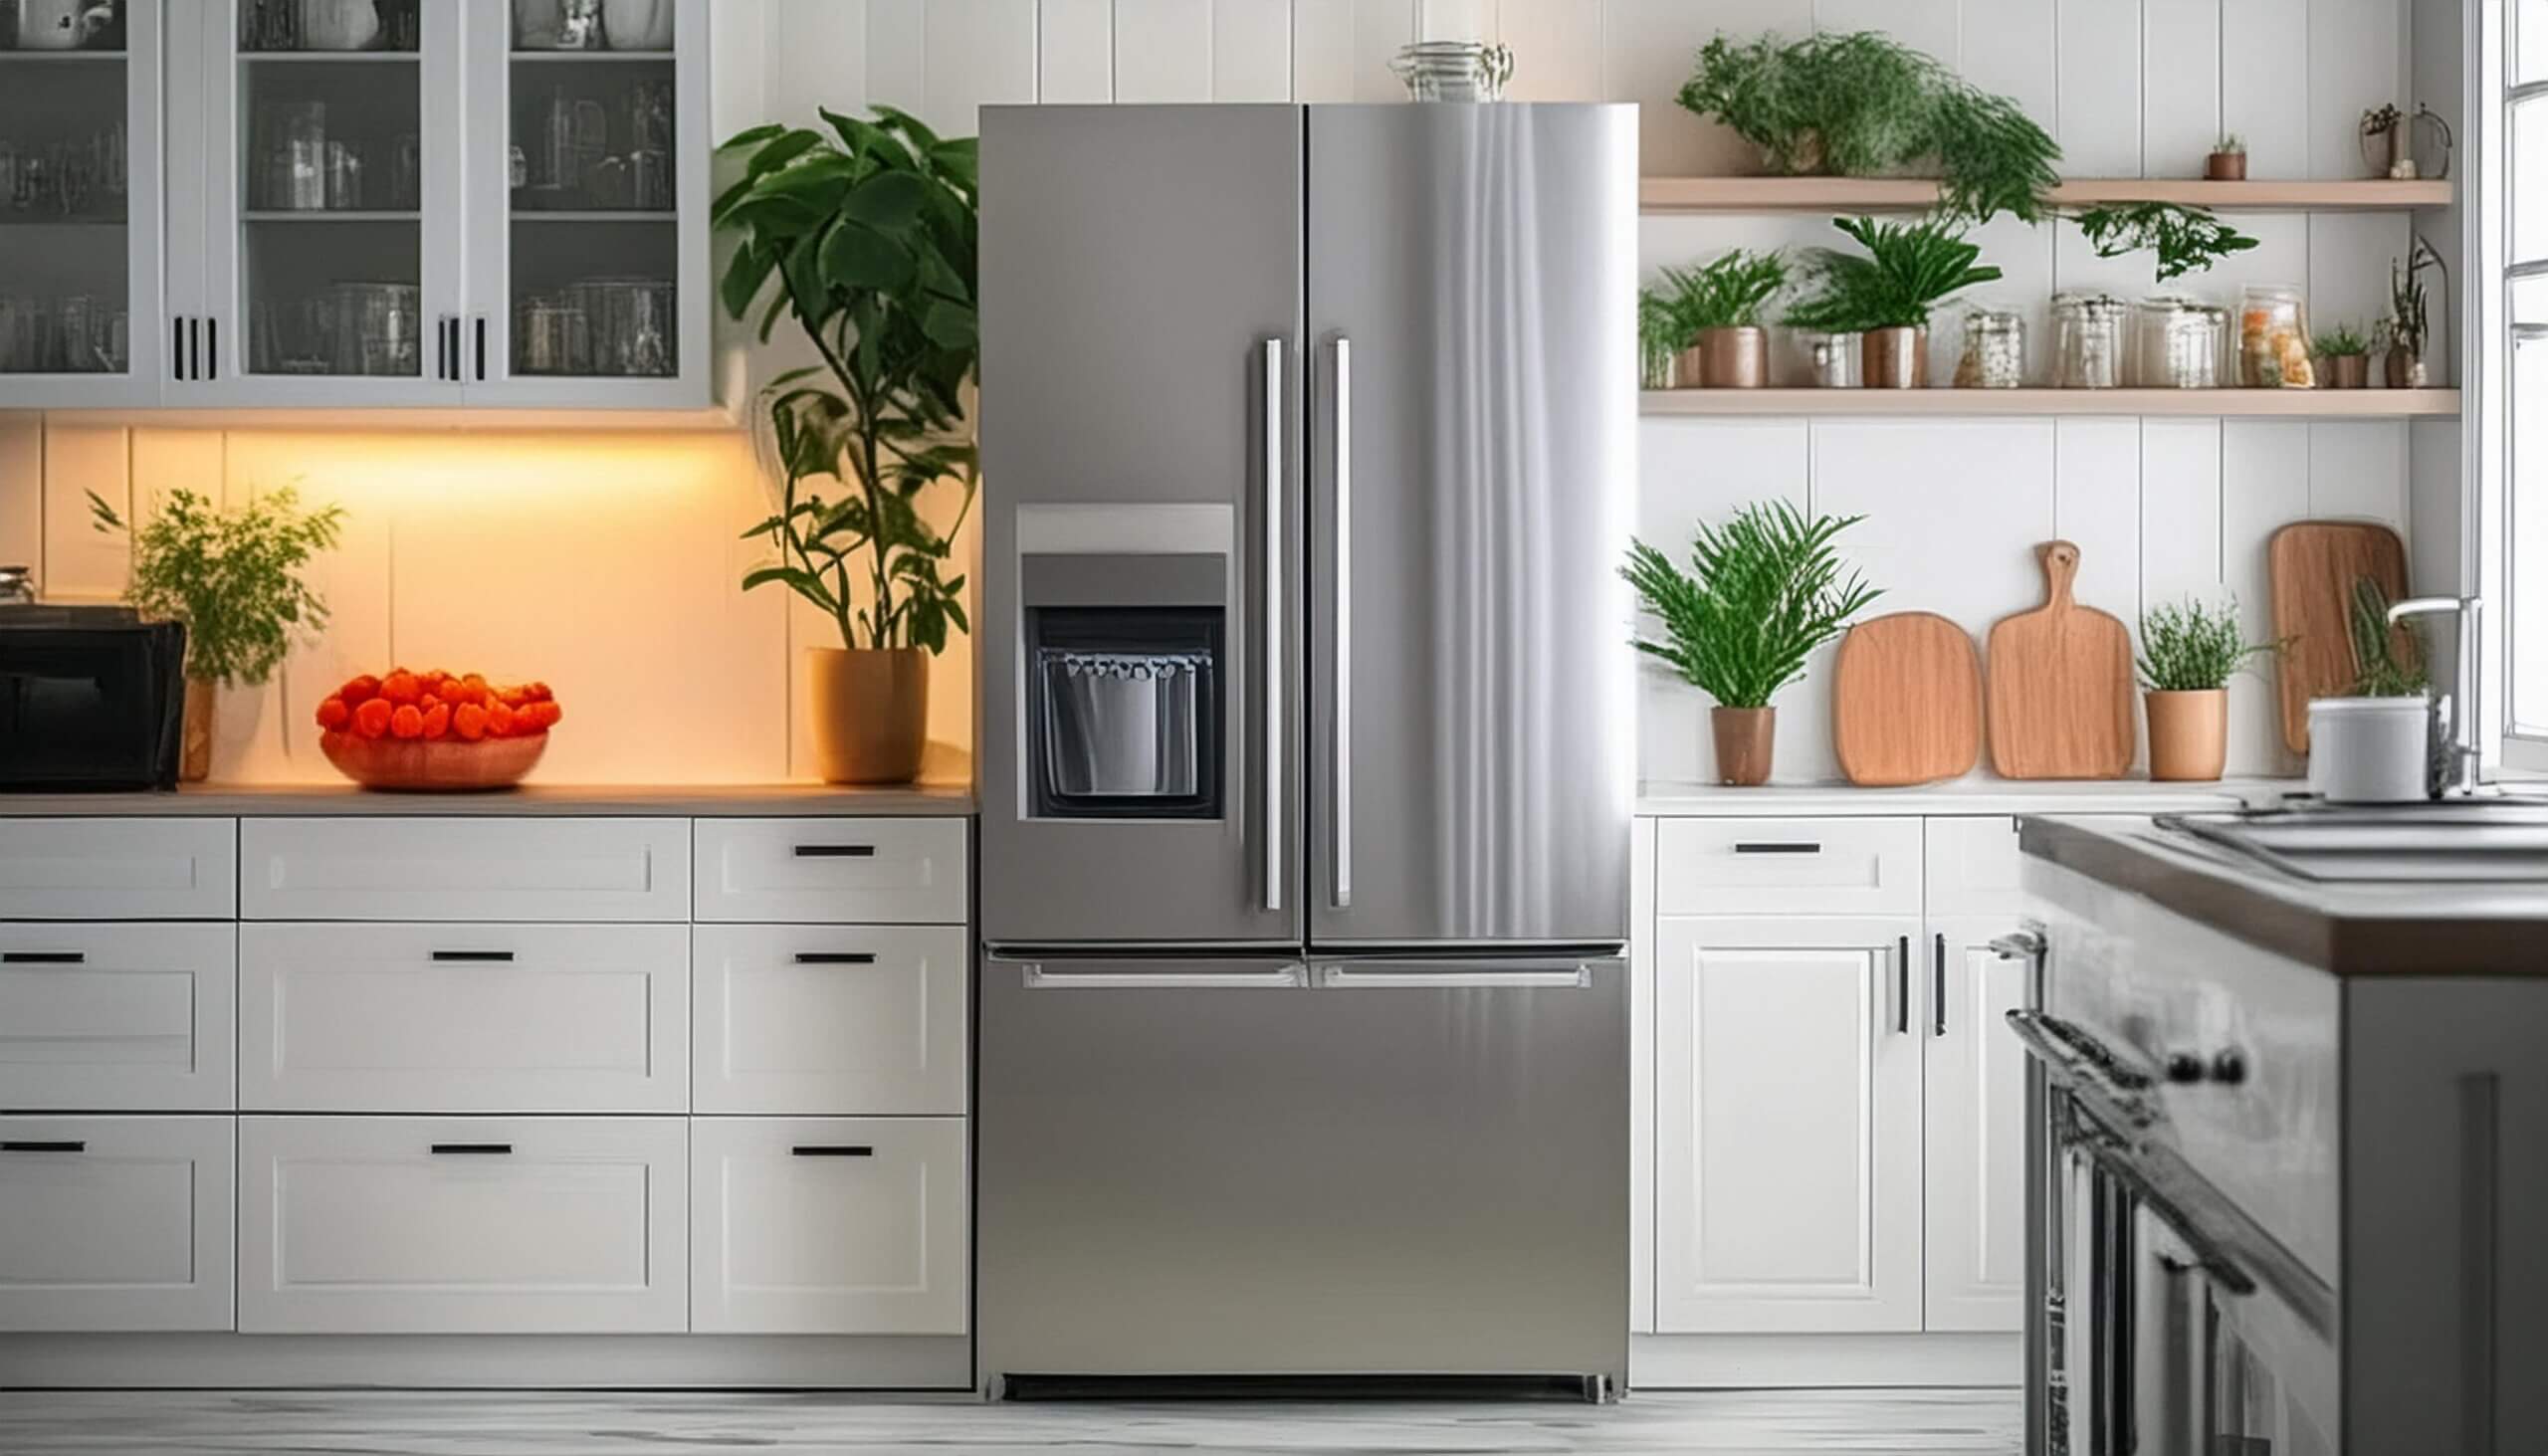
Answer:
794, 844, 877, 858
1, 951, 86, 964
791, 1144, 875, 1157
1733, 841, 1820, 855
1314, 965, 1591, 989
429, 1143, 515, 1155
794, 951, 879, 965
430, 950, 515, 962
1020, 963, 1308, 990
0, 1141, 86, 1153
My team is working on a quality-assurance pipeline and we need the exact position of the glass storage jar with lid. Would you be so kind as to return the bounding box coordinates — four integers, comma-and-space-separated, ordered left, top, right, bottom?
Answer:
2132, 293, 2228, 388
2051, 291, 2128, 388
2237, 284, 2315, 388
1954, 303, 2025, 388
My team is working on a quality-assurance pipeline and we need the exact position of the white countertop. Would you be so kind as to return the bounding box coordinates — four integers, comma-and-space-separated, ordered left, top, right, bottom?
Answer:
0, 781, 977, 817
1636, 776, 2298, 817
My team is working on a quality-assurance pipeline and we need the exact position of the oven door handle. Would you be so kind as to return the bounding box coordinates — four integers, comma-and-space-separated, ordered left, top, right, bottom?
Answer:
2074, 1122, 2340, 1338
2079, 1128, 2257, 1299
2006, 1008, 2159, 1128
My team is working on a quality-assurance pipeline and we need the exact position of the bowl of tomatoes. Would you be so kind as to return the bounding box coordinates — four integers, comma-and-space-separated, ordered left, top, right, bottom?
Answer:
315, 669, 563, 791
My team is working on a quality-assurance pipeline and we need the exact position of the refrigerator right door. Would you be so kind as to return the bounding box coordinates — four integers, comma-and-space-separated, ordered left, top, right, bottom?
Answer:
1306, 104, 1638, 950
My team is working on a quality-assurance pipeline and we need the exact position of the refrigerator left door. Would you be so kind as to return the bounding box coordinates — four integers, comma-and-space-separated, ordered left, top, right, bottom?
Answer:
979, 104, 1304, 948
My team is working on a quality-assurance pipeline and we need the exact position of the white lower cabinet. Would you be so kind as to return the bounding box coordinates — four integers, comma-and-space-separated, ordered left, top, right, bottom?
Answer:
0, 924, 237, 1112
1921, 915, 2030, 1332
692, 926, 968, 1116
690, 1118, 968, 1336
237, 1117, 688, 1335
1653, 915, 1927, 1334
0, 1117, 235, 1333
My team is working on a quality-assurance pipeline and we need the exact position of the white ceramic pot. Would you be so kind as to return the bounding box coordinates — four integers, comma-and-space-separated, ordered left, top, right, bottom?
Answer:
602, 0, 674, 50
2306, 696, 2432, 803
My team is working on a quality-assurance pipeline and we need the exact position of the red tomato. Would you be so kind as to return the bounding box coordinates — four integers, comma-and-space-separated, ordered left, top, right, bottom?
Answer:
420, 703, 452, 739
315, 697, 350, 730
390, 704, 425, 739
352, 698, 394, 738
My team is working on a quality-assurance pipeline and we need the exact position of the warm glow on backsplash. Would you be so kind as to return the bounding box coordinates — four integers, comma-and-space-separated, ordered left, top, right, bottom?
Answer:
0, 418, 975, 786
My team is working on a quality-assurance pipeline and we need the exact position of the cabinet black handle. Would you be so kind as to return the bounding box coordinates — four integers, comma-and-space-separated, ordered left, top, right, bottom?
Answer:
171, 315, 185, 380
791, 1144, 874, 1157
188, 317, 201, 382
2, 1141, 87, 1153
430, 1143, 513, 1155
793, 844, 877, 858
1733, 841, 1819, 855
206, 316, 218, 381
793, 951, 878, 965
475, 316, 488, 380
1895, 936, 1910, 1035
2, 951, 85, 964
1932, 933, 1947, 1037
429, 950, 516, 962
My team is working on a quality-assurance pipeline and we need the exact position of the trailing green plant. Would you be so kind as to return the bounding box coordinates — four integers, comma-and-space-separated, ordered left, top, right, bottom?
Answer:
2312, 321, 2371, 358
1782, 216, 2001, 333
714, 105, 979, 654
1620, 502, 1882, 710
1676, 30, 2063, 224
1636, 290, 1685, 388
2069, 202, 2260, 284
2134, 595, 2279, 692
88, 487, 345, 689
1654, 249, 1790, 333
2347, 576, 2430, 697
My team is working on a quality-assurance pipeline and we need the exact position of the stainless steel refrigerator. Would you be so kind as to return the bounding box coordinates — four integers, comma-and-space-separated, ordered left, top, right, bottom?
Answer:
975, 102, 1636, 1399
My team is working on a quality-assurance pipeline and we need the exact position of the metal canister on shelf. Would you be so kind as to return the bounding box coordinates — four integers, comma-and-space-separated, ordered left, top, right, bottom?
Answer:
2132, 293, 2228, 388
1954, 304, 2025, 388
1807, 331, 1858, 388
2050, 290, 2128, 389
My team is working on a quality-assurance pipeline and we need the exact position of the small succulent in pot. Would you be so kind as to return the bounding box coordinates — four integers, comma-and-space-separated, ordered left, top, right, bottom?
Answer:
1783, 216, 2001, 387
2312, 320, 2373, 389
1645, 249, 1788, 388
2208, 132, 2247, 180
1621, 502, 1882, 786
2134, 595, 2281, 782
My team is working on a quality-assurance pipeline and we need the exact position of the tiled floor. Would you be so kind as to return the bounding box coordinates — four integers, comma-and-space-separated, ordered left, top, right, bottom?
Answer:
0, 1388, 2020, 1455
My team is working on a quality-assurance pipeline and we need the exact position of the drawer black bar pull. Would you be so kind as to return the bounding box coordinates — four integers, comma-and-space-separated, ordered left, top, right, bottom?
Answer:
791, 1144, 875, 1157
429, 950, 517, 962
1, 1141, 86, 1153
2, 951, 86, 964
794, 844, 878, 858
430, 1143, 514, 1155
1732, 841, 1820, 855
794, 951, 879, 965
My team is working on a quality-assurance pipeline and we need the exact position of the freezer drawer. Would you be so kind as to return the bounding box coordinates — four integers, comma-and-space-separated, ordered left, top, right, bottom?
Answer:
977, 952, 1627, 1387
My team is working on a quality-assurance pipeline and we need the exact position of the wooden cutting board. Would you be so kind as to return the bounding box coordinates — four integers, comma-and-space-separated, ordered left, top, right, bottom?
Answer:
1986, 540, 2136, 779
2269, 520, 2409, 754
1832, 612, 1983, 786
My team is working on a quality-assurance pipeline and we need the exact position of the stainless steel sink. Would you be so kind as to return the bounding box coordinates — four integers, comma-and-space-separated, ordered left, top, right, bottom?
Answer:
2158, 798, 2548, 883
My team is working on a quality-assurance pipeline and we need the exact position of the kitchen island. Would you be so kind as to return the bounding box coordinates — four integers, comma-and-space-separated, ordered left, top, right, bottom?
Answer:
2017, 810, 2548, 1454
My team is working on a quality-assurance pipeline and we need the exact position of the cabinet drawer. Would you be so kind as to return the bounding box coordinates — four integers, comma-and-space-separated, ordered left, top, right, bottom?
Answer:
0, 818, 236, 921
238, 1117, 688, 1335
693, 819, 967, 925
0, 925, 237, 1112
0, 1117, 235, 1332
239, 925, 688, 1114
693, 926, 966, 1116
690, 1118, 967, 1335
1655, 818, 1922, 916
240, 818, 690, 922
1924, 816, 2026, 917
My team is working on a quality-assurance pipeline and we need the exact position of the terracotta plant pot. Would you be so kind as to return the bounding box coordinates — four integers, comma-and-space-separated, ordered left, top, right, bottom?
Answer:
2322, 353, 2369, 389
2206, 151, 2248, 181
808, 646, 929, 785
1861, 325, 1927, 389
1699, 325, 1769, 388
2145, 688, 2229, 782
180, 676, 215, 783
1711, 706, 1776, 787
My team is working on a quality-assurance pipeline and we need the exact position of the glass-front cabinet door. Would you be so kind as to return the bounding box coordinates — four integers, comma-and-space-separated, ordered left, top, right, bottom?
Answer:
461, 0, 708, 406
193, 0, 464, 403
0, 1, 166, 406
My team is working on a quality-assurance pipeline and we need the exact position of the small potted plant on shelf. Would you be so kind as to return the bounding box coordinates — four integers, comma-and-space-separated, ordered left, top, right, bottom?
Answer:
2379, 237, 2440, 387
2135, 595, 2279, 782
1638, 290, 1689, 389
1621, 502, 1881, 786
2208, 133, 2247, 181
2313, 321, 2373, 389
1647, 249, 1787, 388
2306, 577, 2433, 802
88, 486, 346, 782
1783, 216, 2001, 388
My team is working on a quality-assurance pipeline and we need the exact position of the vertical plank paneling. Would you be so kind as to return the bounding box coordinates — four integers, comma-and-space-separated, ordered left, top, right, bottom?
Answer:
764, 0, 868, 127
2308, 0, 2404, 179
863, 0, 928, 117
2143, 0, 2224, 177
2222, 420, 2310, 774
1354, 0, 1423, 99
2056, 0, 2145, 176
922, 0, 1041, 133
1814, 0, 1955, 61
1212, 0, 1294, 102
1418, 0, 1494, 41
1116, 0, 1215, 102
1292, 0, 1357, 100
0, 417, 42, 576
2056, 417, 2147, 767
711, 0, 773, 139
1605, 0, 1810, 176
39, 423, 128, 603
2221, 0, 2309, 177
2139, 418, 2224, 607
1038, 0, 1116, 102
1497, 0, 1603, 101
1960, 0, 2057, 140
2309, 420, 2409, 522
2308, 211, 2410, 347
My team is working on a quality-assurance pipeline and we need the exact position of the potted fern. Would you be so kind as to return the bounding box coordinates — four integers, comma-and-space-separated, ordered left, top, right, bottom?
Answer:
1646, 249, 1787, 388
2134, 596, 2279, 781
715, 106, 978, 784
1783, 216, 2002, 388
1621, 502, 1881, 786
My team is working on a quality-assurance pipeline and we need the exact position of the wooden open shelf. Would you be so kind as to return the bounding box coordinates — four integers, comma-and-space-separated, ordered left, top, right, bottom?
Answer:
1640, 388, 2461, 418
1639, 177, 2453, 214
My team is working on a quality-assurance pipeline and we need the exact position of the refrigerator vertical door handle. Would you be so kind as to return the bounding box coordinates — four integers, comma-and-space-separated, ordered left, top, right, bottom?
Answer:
1330, 333, 1353, 910
1261, 336, 1285, 915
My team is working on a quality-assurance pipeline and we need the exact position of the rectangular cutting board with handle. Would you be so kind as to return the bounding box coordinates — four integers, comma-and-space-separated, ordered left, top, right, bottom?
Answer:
2268, 520, 2409, 755
1986, 540, 2136, 779
1833, 612, 1984, 786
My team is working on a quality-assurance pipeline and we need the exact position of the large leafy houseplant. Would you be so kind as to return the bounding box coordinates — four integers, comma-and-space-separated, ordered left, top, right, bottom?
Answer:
1678, 30, 2063, 225
1783, 216, 2001, 333
2071, 203, 2260, 284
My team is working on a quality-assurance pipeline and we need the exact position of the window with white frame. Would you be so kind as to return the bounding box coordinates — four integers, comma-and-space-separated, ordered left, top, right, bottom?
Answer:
2498, 0, 2548, 767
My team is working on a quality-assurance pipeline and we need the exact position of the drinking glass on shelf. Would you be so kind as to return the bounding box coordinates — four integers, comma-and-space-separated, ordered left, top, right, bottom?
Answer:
259, 101, 327, 210
323, 141, 363, 210
515, 296, 591, 374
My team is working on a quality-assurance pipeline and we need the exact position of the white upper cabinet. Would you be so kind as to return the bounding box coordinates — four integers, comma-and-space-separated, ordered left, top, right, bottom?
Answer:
0, 0, 713, 411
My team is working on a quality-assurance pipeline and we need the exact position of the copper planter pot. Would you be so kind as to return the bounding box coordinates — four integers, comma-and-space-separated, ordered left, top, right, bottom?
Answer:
2206, 151, 2247, 181
1710, 706, 1776, 787
2145, 689, 2229, 782
2322, 354, 2369, 389
180, 676, 215, 783
1698, 325, 1769, 388
807, 647, 930, 785
2383, 345, 2427, 387
1861, 325, 1928, 389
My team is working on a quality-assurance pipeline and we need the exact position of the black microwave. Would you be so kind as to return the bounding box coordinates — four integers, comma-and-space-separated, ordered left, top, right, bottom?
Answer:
0, 605, 187, 791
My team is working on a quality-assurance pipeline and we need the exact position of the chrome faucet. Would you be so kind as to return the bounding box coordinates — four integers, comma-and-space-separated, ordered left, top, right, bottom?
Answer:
2387, 594, 2486, 797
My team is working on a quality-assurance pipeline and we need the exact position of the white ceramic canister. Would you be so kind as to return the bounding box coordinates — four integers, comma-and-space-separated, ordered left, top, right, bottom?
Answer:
2306, 696, 2432, 803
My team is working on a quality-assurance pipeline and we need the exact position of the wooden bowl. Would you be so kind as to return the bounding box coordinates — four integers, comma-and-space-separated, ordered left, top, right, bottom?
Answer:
318, 730, 549, 791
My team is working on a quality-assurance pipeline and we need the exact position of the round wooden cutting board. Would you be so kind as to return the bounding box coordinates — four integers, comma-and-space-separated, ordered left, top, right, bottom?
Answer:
1832, 612, 1985, 786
